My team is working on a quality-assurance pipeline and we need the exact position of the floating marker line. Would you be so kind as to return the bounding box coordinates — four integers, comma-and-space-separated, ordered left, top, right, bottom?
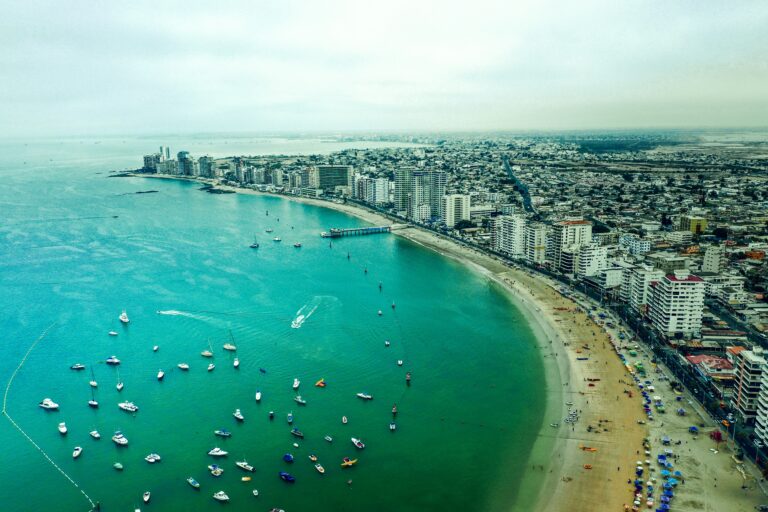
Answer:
2, 322, 97, 510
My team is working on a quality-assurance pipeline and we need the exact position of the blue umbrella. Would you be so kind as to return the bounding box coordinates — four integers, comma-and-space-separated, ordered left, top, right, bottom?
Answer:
673, 470, 682, 477
660, 469, 671, 477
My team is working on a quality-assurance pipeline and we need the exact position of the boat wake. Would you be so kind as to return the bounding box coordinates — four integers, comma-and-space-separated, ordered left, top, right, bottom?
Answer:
157, 309, 197, 318
291, 303, 319, 329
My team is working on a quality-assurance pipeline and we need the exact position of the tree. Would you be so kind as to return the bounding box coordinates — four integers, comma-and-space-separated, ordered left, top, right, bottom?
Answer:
453, 220, 475, 230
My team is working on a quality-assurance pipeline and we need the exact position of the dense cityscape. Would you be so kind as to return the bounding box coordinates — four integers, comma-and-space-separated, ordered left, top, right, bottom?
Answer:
140, 133, 768, 457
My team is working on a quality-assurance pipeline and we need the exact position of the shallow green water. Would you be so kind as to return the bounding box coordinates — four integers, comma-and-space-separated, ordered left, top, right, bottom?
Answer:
0, 138, 548, 511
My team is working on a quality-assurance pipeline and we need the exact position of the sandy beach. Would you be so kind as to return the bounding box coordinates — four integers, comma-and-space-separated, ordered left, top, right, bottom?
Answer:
133, 174, 766, 511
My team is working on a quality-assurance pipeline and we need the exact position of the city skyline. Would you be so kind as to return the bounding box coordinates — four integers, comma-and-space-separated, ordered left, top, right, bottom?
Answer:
2, 1, 768, 137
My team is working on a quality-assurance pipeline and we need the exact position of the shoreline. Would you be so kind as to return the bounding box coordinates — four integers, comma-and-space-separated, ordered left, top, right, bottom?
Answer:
130, 173, 645, 511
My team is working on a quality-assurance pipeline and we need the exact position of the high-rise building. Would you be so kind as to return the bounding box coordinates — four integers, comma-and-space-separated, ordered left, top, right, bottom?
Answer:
312, 165, 352, 193
619, 233, 651, 255
143, 153, 161, 172
198, 156, 214, 178
406, 170, 445, 222
550, 219, 592, 274
177, 151, 194, 176
442, 194, 471, 228
576, 243, 608, 278
525, 223, 548, 265
492, 214, 526, 258
647, 270, 705, 339
679, 215, 708, 234
753, 367, 768, 443
702, 245, 725, 274
394, 167, 415, 213
629, 264, 665, 314
731, 348, 765, 425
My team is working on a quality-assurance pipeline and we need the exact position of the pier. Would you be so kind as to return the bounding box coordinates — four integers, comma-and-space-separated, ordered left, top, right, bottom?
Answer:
321, 226, 392, 238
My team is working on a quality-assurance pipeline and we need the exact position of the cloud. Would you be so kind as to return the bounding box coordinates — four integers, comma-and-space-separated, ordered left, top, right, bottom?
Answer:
0, 0, 767, 135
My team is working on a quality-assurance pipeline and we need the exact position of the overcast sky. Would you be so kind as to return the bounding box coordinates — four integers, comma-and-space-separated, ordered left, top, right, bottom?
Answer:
1, 1, 767, 136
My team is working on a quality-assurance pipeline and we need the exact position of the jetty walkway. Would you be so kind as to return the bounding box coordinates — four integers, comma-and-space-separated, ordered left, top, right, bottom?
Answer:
321, 225, 404, 238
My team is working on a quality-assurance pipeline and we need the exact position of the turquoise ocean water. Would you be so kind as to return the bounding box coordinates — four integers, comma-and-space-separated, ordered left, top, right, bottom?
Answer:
0, 136, 547, 511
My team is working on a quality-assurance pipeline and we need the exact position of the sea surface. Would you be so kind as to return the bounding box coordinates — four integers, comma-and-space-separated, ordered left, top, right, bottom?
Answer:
0, 137, 547, 512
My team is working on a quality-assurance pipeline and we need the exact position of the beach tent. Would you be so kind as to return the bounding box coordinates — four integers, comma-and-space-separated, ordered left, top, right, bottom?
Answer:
661, 437, 671, 445
688, 426, 699, 433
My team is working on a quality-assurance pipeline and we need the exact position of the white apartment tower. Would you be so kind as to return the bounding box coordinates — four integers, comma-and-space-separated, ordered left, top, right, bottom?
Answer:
702, 245, 725, 274
753, 368, 768, 443
629, 265, 665, 314
492, 214, 526, 258
576, 243, 608, 278
647, 270, 706, 339
525, 223, 548, 265
442, 194, 471, 228
550, 219, 592, 274
732, 348, 766, 425
394, 167, 415, 213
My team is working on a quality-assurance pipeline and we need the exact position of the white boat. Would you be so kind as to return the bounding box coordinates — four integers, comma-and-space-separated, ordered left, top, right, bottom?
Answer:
233, 409, 244, 421
114, 462, 123, 470
58, 422, 67, 434
384, 340, 391, 347
213, 491, 229, 502
105, 356, 121, 365
201, 350, 213, 357
112, 431, 128, 446
236, 460, 255, 472
233, 358, 240, 368
351, 437, 365, 449
314, 463, 325, 474
292, 378, 300, 390
324, 436, 333, 443
255, 391, 262, 402
88, 398, 99, 408
378, 310, 383, 316
73, 446, 82, 459
342, 416, 348, 424
389, 422, 397, 431
223, 343, 237, 352
153, 345, 159, 352
89, 430, 101, 439
208, 447, 228, 457
397, 360, 404, 366
178, 363, 190, 370
356, 392, 373, 400
207, 363, 215, 372
108, 331, 118, 336
144, 453, 161, 463
208, 464, 224, 476
252, 489, 259, 497
118, 401, 139, 413
273, 236, 281, 242
293, 242, 302, 248
89, 368, 98, 388
142, 491, 150, 503
157, 369, 164, 381
119, 311, 130, 324
116, 368, 124, 392
294, 395, 307, 405
39, 398, 59, 410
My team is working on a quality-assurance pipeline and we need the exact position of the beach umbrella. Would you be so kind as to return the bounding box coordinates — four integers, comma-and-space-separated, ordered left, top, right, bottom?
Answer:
663, 490, 674, 497
688, 426, 698, 433
673, 470, 682, 477
668, 478, 678, 486
659, 470, 670, 477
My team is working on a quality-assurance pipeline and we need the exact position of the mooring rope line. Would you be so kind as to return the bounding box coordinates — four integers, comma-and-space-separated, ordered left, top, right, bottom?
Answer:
2, 322, 97, 510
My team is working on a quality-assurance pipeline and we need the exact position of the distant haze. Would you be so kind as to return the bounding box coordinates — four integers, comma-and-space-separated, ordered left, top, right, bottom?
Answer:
1, 1, 767, 136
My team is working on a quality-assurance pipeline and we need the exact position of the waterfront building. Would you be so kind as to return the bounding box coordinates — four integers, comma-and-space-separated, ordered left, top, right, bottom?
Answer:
156, 159, 178, 175
629, 264, 665, 314
143, 153, 161, 172
198, 156, 215, 178
311, 165, 352, 193
408, 170, 445, 222
680, 215, 708, 234
647, 270, 705, 339
754, 369, 768, 446
525, 223, 548, 265
394, 166, 415, 213
177, 151, 194, 176
491, 214, 526, 258
442, 194, 471, 228
576, 242, 608, 278
550, 218, 592, 274
731, 348, 766, 425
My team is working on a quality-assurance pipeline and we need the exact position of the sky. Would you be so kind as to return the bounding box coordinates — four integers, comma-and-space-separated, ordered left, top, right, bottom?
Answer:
1, 0, 767, 136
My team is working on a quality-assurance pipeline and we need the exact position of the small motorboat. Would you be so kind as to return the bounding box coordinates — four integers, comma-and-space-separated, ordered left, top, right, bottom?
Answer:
112, 431, 128, 446
178, 363, 190, 370
39, 398, 59, 410
118, 401, 139, 413
241, 476, 251, 482
293, 242, 302, 248
259, 368, 267, 374
292, 378, 300, 390
293, 442, 299, 448
392, 404, 398, 415
342, 416, 348, 424
287, 412, 293, 424
384, 340, 390, 347
397, 360, 403, 366
142, 492, 150, 504
208, 464, 224, 476
116, 380, 124, 392
72, 446, 82, 459
58, 422, 67, 435
273, 236, 282, 242
144, 453, 161, 463
265, 228, 273, 233
550, 423, 559, 428
157, 369, 165, 381
309, 454, 318, 462
406, 372, 412, 384
207, 363, 215, 372
108, 331, 118, 336
70, 363, 86, 371
208, 447, 228, 457
255, 390, 262, 402
314, 463, 325, 474
324, 435, 333, 443
119, 311, 130, 324
214, 429, 231, 438
113, 462, 123, 470
351, 437, 365, 449
233, 409, 244, 421
187, 477, 200, 489
290, 428, 304, 438
236, 460, 255, 472
282, 453, 294, 463
269, 410, 275, 419
389, 422, 397, 431
377, 310, 383, 316
89, 430, 101, 439
252, 489, 259, 497
105, 356, 121, 365
294, 395, 307, 405
356, 393, 373, 400
341, 457, 358, 468
279, 471, 295, 482
315, 378, 326, 387
153, 345, 159, 352
233, 358, 240, 368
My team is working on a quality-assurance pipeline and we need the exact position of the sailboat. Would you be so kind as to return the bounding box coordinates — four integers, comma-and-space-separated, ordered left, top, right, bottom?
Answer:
89, 367, 98, 388
116, 368, 124, 392
201, 338, 213, 358
249, 236, 259, 249
88, 387, 99, 408
223, 330, 237, 351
